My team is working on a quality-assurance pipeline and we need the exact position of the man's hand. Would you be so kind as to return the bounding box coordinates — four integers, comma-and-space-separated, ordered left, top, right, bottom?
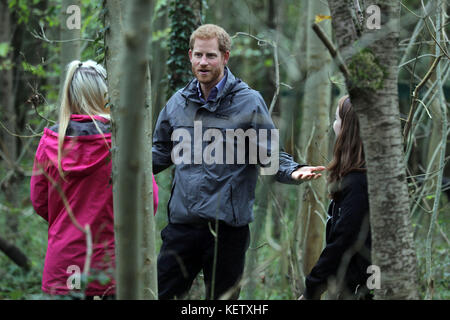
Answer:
291, 166, 326, 181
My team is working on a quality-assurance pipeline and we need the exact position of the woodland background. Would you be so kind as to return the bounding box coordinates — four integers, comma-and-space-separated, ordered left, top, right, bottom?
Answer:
0, 0, 448, 299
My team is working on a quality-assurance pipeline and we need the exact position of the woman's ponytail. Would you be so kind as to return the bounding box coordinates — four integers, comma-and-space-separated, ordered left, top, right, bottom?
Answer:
57, 60, 81, 179
56, 60, 109, 179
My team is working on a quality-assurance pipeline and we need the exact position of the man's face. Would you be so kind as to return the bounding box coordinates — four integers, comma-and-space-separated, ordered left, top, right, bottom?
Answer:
189, 37, 229, 87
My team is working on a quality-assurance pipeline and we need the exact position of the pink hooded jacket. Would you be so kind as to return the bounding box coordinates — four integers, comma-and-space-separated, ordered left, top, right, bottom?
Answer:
30, 114, 158, 296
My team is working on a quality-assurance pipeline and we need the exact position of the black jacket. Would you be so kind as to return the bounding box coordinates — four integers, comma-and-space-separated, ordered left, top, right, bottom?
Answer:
304, 171, 371, 299
152, 67, 303, 227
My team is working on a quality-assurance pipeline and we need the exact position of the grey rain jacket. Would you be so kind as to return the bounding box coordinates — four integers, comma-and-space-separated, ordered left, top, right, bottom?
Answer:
152, 67, 304, 227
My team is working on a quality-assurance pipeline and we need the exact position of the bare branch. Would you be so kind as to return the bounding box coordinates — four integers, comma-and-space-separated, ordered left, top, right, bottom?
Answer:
403, 54, 443, 139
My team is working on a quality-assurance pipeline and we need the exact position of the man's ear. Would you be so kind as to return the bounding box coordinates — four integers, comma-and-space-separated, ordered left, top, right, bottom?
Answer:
223, 50, 230, 65
188, 49, 193, 62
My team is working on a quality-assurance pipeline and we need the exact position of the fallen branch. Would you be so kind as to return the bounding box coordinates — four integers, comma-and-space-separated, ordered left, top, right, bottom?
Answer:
0, 235, 30, 272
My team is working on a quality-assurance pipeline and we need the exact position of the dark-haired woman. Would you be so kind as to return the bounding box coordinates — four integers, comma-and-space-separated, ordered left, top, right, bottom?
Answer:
300, 95, 372, 300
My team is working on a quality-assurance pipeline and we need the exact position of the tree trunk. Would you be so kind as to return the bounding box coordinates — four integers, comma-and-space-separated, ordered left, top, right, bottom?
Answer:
0, 0, 19, 233
104, 0, 125, 238
141, 63, 157, 300
242, 175, 273, 299
60, 0, 81, 90
298, 0, 332, 277
327, 0, 419, 299
113, 0, 153, 300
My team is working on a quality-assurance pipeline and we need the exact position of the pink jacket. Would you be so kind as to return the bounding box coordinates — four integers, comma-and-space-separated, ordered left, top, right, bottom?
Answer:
30, 114, 158, 296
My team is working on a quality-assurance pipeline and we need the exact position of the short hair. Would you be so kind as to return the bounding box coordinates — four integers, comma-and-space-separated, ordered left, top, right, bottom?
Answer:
189, 24, 231, 54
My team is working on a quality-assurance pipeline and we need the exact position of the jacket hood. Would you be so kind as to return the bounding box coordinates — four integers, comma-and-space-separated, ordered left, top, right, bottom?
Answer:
180, 67, 249, 108
38, 115, 112, 177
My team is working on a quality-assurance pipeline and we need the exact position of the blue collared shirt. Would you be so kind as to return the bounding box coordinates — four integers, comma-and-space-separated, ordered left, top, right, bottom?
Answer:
196, 70, 228, 104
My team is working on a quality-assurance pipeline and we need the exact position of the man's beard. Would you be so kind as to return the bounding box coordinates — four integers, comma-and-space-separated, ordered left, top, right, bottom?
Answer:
192, 65, 222, 86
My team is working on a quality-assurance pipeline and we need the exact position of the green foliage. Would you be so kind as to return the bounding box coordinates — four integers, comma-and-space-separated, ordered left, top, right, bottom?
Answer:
166, 0, 199, 97
0, 160, 47, 299
348, 48, 386, 91
0, 42, 13, 71
0, 42, 11, 58
80, 1, 106, 64
21, 61, 46, 77
8, 0, 31, 24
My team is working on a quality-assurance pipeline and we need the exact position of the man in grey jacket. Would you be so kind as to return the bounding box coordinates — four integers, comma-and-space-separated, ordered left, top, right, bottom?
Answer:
153, 24, 325, 299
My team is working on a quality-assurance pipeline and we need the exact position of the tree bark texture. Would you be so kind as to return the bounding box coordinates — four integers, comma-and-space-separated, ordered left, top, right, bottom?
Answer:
113, 0, 153, 300
299, 0, 332, 276
328, 0, 419, 299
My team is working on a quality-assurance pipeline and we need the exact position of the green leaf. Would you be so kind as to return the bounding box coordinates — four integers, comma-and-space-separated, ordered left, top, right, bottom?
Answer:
0, 42, 10, 57
264, 58, 273, 67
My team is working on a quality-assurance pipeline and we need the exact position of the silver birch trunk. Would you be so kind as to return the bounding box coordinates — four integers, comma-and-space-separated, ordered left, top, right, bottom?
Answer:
327, 0, 419, 299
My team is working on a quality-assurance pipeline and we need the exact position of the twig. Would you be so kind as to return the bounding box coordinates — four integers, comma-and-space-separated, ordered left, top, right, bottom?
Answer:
403, 54, 443, 138
0, 119, 43, 138
268, 38, 280, 115
399, 54, 439, 68
423, 18, 450, 60
232, 31, 281, 115
26, 93, 55, 124
312, 23, 350, 78
30, 24, 95, 44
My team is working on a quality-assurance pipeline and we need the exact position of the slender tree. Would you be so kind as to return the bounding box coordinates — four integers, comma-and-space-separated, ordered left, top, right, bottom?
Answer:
112, 0, 153, 299
0, 0, 19, 233
298, 0, 332, 277
141, 64, 157, 299
104, 0, 124, 231
60, 0, 81, 89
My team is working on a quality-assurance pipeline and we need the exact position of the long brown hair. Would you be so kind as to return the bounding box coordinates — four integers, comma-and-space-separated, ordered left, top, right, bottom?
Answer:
327, 95, 366, 190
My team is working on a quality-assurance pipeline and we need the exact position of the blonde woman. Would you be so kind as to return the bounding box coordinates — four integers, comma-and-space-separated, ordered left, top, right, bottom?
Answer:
30, 60, 159, 299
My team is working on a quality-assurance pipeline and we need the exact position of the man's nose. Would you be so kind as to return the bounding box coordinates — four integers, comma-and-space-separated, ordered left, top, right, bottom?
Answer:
200, 55, 208, 65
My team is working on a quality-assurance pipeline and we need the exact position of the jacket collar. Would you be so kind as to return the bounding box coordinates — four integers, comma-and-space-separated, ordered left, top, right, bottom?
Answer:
180, 67, 248, 112
70, 114, 110, 123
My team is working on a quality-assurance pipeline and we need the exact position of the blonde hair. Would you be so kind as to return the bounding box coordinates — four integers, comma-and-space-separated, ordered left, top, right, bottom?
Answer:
189, 24, 231, 54
57, 60, 109, 178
